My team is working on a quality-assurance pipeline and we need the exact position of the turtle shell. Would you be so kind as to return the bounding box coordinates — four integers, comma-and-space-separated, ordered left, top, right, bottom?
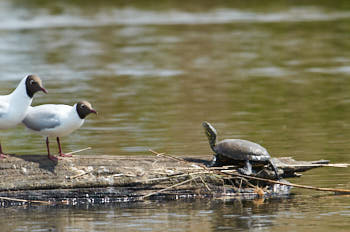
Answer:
214, 139, 271, 161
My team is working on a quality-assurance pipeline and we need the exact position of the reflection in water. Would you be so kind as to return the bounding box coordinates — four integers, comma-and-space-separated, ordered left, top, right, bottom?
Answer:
0, 0, 350, 231
0, 197, 349, 232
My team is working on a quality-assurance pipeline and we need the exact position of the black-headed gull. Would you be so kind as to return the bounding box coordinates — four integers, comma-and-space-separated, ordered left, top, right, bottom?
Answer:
0, 75, 47, 158
23, 101, 97, 161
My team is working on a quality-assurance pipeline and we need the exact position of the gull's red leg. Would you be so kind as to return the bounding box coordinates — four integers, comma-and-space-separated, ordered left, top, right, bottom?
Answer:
0, 141, 7, 159
47, 137, 58, 161
57, 137, 72, 157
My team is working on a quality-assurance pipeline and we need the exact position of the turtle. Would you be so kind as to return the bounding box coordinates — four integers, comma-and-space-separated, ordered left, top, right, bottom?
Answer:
202, 121, 280, 180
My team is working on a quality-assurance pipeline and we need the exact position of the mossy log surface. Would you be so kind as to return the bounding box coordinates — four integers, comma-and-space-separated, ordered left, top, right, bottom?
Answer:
0, 153, 333, 206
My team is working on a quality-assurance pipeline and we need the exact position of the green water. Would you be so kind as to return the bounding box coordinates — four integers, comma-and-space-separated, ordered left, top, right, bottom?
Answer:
0, 0, 349, 231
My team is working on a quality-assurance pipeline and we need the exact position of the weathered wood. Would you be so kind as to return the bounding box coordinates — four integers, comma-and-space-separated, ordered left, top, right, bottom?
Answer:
0, 153, 345, 205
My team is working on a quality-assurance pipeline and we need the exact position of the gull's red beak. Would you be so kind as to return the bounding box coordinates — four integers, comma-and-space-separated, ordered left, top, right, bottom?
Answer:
41, 87, 48, 94
90, 109, 97, 115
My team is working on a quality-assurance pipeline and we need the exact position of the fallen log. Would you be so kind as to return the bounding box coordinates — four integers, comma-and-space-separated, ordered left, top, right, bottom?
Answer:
0, 151, 348, 206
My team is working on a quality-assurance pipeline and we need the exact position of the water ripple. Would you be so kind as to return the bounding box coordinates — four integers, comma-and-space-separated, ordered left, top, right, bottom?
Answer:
1, 7, 350, 30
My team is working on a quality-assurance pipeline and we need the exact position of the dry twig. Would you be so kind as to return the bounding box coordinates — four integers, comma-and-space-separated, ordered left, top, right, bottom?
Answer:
0, 196, 51, 205
141, 176, 200, 199
199, 176, 211, 191
65, 147, 92, 156
67, 170, 92, 180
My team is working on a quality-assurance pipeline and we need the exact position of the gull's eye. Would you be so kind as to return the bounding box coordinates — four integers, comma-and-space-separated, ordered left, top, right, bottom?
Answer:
29, 79, 37, 85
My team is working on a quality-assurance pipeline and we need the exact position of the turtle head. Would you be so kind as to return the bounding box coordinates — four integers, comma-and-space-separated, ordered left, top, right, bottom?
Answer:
202, 121, 217, 150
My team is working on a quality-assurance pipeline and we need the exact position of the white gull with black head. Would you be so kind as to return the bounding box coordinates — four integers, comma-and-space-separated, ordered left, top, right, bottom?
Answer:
0, 75, 47, 157
0, 75, 47, 129
22, 101, 97, 161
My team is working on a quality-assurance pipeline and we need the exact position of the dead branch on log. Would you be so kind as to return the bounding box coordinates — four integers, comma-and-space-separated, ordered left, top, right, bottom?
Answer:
278, 163, 350, 168
230, 172, 350, 194
1, 150, 348, 204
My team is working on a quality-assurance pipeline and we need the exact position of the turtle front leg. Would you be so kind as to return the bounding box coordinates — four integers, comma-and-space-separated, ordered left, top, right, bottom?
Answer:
209, 154, 228, 167
209, 154, 218, 167
238, 160, 253, 175
269, 160, 281, 180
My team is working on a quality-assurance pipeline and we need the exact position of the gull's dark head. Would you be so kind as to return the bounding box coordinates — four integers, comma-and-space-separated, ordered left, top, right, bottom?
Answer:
76, 101, 97, 119
25, 75, 48, 98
